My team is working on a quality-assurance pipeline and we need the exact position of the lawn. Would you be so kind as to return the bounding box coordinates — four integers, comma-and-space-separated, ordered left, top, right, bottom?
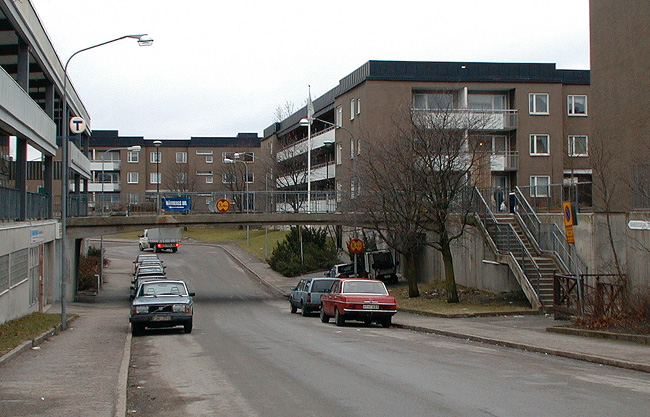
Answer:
0, 313, 74, 357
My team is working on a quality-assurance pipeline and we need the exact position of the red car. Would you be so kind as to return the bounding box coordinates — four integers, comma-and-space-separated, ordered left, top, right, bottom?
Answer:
320, 278, 397, 327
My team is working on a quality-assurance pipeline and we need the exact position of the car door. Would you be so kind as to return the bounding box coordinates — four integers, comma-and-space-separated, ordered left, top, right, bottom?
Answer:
322, 280, 340, 315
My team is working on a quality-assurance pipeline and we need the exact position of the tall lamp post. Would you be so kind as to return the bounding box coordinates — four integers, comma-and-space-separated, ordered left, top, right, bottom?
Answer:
225, 153, 251, 245
60, 34, 152, 330
153, 140, 162, 213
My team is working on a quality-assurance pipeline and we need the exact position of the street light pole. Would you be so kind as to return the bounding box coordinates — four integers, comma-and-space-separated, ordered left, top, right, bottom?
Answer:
225, 154, 250, 245
59, 34, 152, 330
153, 140, 162, 213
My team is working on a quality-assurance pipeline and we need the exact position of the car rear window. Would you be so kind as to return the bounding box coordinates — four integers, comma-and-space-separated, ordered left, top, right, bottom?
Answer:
311, 279, 336, 292
140, 282, 188, 296
342, 281, 388, 295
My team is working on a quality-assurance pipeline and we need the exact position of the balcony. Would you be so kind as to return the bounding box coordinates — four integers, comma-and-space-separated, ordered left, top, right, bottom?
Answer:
90, 160, 122, 172
490, 151, 519, 171
277, 127, 336, 162
413, 109, 518, 131
88, 181, 122, 193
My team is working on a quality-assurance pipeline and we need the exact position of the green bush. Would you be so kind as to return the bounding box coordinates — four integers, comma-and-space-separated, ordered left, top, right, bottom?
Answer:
269, 227, 338, 277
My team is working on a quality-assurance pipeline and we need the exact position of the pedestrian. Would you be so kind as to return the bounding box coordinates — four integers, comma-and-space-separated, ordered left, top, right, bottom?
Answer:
494, 187, 504, 212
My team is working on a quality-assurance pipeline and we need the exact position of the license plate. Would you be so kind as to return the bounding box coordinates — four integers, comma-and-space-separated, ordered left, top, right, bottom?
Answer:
152, 315, 171, 321
363, 304, 379, 310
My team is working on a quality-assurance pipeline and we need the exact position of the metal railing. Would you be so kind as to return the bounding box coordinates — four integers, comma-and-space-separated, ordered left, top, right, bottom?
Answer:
553, 274, 625, 317
513, 186, 588, 276
0, 185, 51, 221
474, 188, 542, 293
516, 183, 592, 213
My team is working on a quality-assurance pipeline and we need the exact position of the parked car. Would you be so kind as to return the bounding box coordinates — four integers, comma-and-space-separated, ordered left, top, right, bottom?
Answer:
134, 259, 165, 275
320, 278, 397, 327
130, 274, 167, 300
325, 263, 367, 278
133, 254, 161, 274
129, 280, 194, 335
134, 264, 165, 279
289, 277, 337, 316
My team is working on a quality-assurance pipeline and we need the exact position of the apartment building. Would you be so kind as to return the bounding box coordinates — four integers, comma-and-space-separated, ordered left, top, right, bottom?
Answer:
0, 0, 92, 323
88, 130, 262, 213
264, 61, 591, 212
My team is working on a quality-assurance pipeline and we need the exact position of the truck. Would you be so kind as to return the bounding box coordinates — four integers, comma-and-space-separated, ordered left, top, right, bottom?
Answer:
138, 227, 182, 253
363, 250, 399, 284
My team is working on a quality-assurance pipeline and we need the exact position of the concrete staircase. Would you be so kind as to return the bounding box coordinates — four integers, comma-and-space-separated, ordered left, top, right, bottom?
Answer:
493, 214, 557, 309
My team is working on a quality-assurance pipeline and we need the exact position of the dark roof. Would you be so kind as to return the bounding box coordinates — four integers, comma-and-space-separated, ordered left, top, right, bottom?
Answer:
90, 131, 260, 148
264, 60, 590, 138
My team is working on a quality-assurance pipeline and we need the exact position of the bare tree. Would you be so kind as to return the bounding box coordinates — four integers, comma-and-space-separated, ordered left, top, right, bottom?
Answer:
162, 161, 199, 193
357, 102, 488, 302
274, 101, 295, 123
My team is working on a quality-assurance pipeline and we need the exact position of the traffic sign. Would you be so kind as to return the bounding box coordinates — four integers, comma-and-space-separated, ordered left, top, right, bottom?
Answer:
216, 198, 231, 213
348, 238, 365, 254
562, 201, 575, 244
69, 117, 86, 134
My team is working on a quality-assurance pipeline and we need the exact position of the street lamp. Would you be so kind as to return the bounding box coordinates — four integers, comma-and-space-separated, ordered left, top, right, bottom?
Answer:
153, 140, 162, 213
60, 33, 152, 330
100, 145, 141, 215
224, 154, 251, 245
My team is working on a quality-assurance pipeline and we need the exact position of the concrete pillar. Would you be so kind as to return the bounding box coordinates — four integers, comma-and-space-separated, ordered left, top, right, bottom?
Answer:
15, 137, 27, 220
16, 39, 30, 91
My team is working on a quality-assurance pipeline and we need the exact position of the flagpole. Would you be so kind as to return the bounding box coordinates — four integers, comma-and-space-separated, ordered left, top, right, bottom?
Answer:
306, 86, 313, 213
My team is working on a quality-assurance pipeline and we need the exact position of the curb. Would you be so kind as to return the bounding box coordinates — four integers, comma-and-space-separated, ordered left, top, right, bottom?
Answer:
0, 315, 77, 368
547, 326, 650, 346
393, 322, 650, 374
218, 244, 286, 298
397, 307, 542, 318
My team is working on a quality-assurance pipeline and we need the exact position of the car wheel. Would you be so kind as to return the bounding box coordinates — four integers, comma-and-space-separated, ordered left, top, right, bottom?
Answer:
184, 320, 193, 334
138, 244, 144, 251
290, 303, 298, 314
172, 247, 178, 253
131, 323, 144, 336
380, 316, 392, 328
334, 308, 345, 326
320, 306, 330, 323
301, 302, 310, 317
364, 318, 372, 326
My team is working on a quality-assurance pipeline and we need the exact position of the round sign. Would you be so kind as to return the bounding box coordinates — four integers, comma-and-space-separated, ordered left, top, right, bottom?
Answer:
348, 238, 365, 254
216, 198, 231, 213
69, 116, 86, 134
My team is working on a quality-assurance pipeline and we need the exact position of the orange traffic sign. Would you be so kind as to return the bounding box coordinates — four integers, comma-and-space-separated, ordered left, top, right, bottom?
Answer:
348, 238, 365, 254
216, 198, 231, 213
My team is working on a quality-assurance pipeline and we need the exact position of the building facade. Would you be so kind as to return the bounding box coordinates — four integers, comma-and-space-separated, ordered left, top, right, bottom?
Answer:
264, 61, 591, 213
88, 130, 263, 214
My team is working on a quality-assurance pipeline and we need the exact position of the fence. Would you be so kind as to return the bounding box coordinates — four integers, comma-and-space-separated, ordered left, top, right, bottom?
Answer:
553, 274, 625, 318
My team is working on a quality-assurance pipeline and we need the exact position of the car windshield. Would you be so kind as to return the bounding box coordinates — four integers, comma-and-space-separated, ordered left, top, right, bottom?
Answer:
139, 282, 188, 297
342, 281, 388, 295
311, 279, 336, 292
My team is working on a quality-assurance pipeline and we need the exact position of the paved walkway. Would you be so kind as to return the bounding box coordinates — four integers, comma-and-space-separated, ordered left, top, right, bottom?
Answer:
1, 242, 649, 417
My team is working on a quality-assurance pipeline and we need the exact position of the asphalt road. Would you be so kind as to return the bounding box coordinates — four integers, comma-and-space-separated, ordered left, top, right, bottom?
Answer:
107, 242, 650, 417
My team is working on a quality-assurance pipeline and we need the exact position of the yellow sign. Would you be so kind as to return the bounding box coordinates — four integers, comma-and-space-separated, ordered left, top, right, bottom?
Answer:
348, 238, 365, 254
563, 201, 575, 244
216, 198, 231, 213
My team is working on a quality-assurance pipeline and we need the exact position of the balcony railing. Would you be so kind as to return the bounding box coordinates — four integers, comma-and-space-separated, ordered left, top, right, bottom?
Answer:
0, 185, 50, 221
413, 108, 518, 131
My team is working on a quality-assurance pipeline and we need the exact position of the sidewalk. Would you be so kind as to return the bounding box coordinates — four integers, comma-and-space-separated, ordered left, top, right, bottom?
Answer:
221, 244, 650, 374
0, 258, 132, 417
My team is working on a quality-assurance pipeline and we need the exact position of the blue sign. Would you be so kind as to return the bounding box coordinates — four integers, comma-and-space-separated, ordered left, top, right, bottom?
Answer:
163, 197, 191, 212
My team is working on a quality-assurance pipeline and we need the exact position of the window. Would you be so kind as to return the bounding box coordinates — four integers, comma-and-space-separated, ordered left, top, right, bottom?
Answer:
357, 98, 361, 114
529, 93, 549, 115
175, 172, 187, 184
567, 95, 587, 116
413, 92, 453, 110
530, 134, 550, 155
127, 151, 139, 163
530, 176, 550, 197
196, 149, 213, 155
468, 94, 507, 110
568, 135, 588, 157
350, 138, 355, 159
222, 173, 236, 184
127, 172, 138, 184
205, 176, 213, 184
350, 99, 355, 120
336, 142, 342, 165
335, 106, 343, 126
176, 152, 187, 163
150, 151, 161, 164
196, 170, 213, 176
150, 172, 161, 185
205, 156, 213, 163
245, 172, 254, 183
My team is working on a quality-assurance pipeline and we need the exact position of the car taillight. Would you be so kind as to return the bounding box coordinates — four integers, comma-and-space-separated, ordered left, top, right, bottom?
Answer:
306, 294, 311, 302
156, 243, 163, 248
175, 242, 180, 247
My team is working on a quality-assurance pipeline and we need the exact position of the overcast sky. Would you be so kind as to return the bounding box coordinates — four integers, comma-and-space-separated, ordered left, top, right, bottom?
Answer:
30, 0, 590, 140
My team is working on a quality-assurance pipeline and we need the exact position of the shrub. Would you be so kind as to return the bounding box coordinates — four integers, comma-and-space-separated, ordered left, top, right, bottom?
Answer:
78, 254, 100, 291
269, 226, 338, 277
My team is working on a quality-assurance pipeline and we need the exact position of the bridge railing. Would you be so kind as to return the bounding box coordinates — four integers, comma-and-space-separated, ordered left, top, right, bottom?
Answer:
54, 191, 343, 217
